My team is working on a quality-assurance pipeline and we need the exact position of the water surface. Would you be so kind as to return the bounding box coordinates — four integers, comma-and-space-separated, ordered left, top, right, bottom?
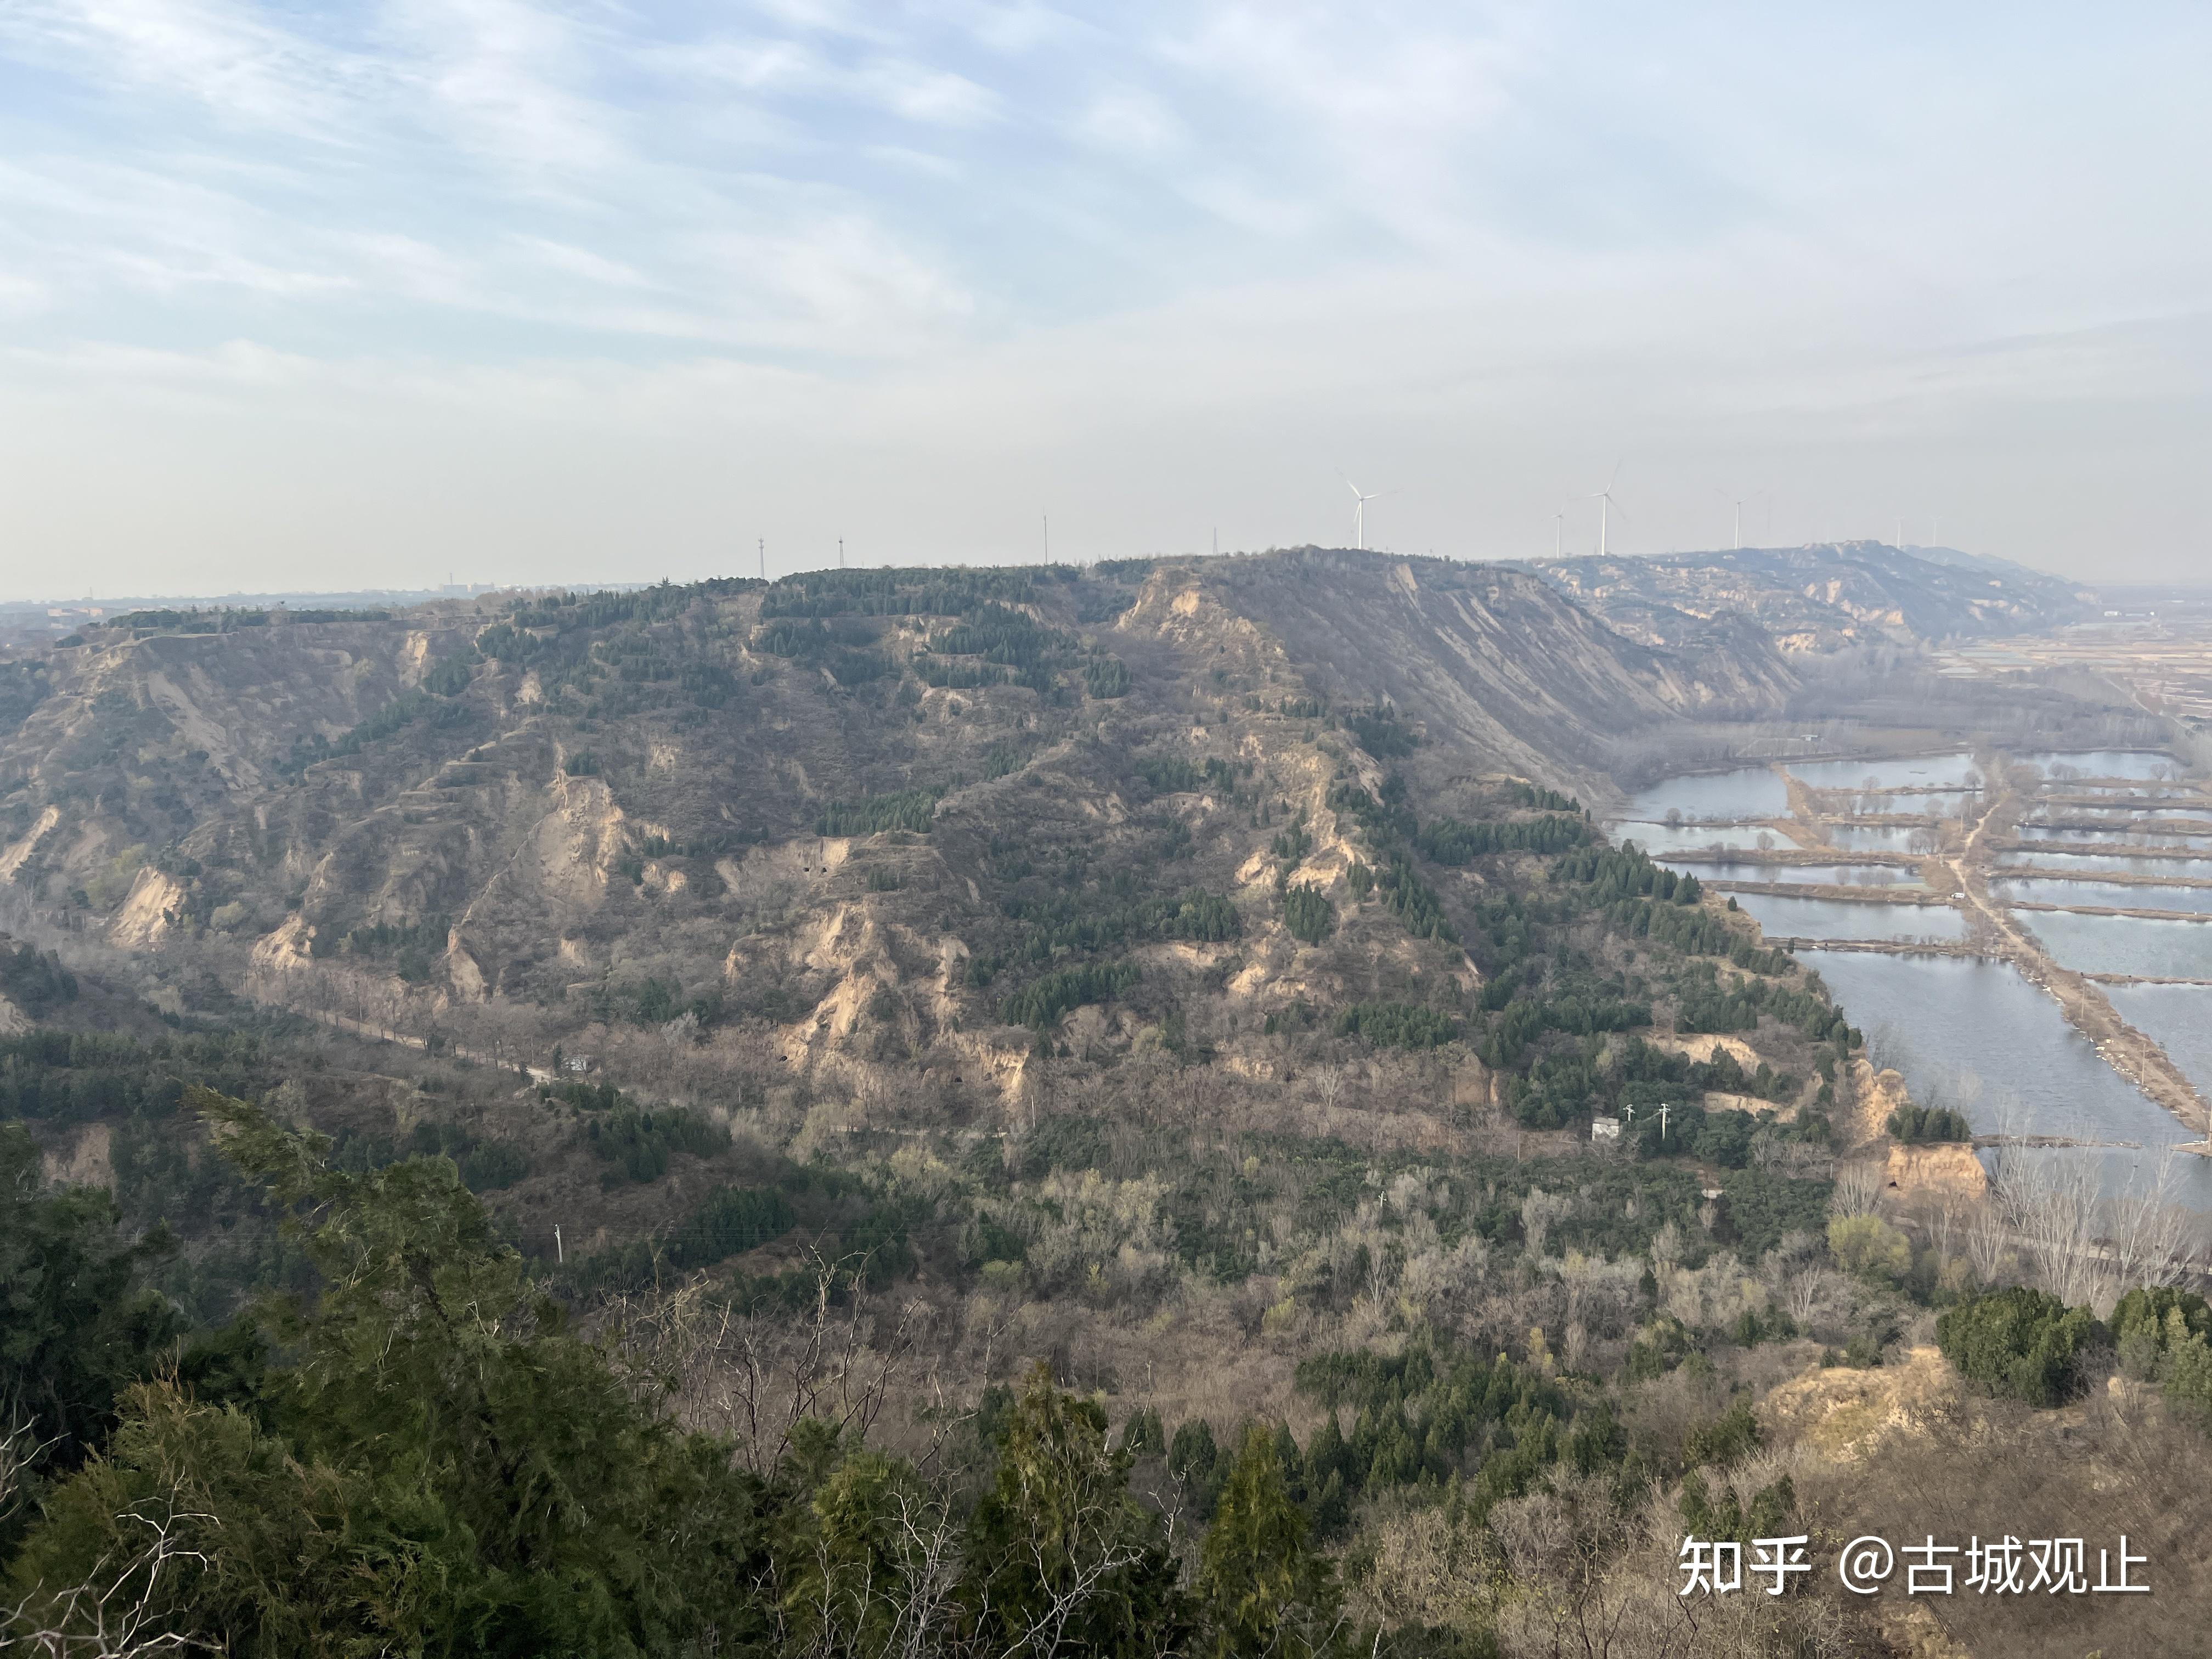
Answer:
1996, 850, 2212, 878
2020, 750, 2187, 780
1661, 861, 1920, 888
2019, 911, 2212, 978
1821, 823, 1940, 855
2024, 807, 2212, 825
1807, 952, 2212, 1208
1994, 878, 2212, 916
1610, 822, 1788, 855
2017, 826, 2212, 849
1621, 767, 1789, 822
2103, 983, 2212, 1100
1786, 753, 1982, 790
1733, 891, 1968, 943
1850, 791, 1973, 817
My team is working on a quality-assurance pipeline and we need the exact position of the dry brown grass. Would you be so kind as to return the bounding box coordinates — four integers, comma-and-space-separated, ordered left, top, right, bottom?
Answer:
1775, 1359, 2212, 1657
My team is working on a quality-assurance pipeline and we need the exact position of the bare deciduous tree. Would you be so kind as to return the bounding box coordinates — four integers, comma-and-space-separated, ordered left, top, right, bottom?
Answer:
1520, 1187, 1574, 1260
1830, 1161, 1882, 1218
611, 1250, 923, 1479
784, 1477, 966, 1659
1965, 1199, 2011, 1286
2103, 1149, 2197, 1299
3, 1496, 214, 1657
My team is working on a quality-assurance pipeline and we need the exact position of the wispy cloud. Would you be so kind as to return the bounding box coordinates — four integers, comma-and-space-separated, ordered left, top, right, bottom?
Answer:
2, 3, 2211, 593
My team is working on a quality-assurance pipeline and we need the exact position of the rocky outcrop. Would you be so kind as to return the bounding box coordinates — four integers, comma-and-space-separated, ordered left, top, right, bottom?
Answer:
1881, 1141, 1990, 1199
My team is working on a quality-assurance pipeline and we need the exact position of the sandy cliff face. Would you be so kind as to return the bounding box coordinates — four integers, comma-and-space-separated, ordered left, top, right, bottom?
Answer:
0, 554, 1803, 1103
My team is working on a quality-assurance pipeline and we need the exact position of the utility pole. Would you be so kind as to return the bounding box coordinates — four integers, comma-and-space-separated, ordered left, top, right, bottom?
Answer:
1657, 1102, 1671, 1140
838, 538, 845, 569
758, 538, 764, 581
554, 1223, 563, 1265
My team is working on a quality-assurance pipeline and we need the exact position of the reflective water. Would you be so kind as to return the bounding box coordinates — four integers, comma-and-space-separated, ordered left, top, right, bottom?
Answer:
1620, 755, 2212, 1203
2021, 750, 2186, 780
2104, 983, 2212, 1099
1992, 877, 2212, 916
2027, 807, 2212, 825
1612, 821, 1789, 855
2017, 826, 2212, 848
1995, 850, 2212, 878
1786, 753, 1982, 789
2051, 786, 2204, 800
1660, 860, 1921, 887
1849, 791, 1973, 817
1732, 891, 1970, 943
1621, 767, 1790, 822
2020, 911, 2212, 978
1821, 823, 1938, 854
1808, 953, 2212, 1207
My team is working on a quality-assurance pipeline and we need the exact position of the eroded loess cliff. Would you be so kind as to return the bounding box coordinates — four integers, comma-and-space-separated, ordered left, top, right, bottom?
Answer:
1, 551, 1821, 1124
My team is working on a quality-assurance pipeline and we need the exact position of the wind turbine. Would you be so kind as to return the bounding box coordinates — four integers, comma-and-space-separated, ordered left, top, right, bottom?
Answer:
1716, 487, 1765, 551
1583, 464, 1626, 556
1339, 472, 1391, 551
1553, 510, 1565, 558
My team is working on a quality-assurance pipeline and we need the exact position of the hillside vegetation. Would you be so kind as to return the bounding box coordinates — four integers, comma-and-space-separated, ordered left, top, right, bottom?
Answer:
2, 551, 2203, 1657
1530, 541, 2092, 656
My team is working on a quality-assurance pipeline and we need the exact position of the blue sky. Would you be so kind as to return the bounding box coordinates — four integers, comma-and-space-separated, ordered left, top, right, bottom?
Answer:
2, 2, 2208, 596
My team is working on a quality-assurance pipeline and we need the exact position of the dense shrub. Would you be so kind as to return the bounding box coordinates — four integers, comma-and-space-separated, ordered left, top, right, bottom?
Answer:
0, 943, 78, 1015
1827, 1214, 1912, 1283
1084, 657, 1131, 698
2112, 1287, 2212, 1426
585, 1104, 725, 1185
1001, 960, 1140, 1029
1283, 884, 1334, 945
1134, 753, 1203, 793
1937, 1288, 2103, 1407
1334, 1001, 1457, 1049
1417, 815, 1590, 863
1554, 844, 1702, 906
1888, 1103, 1974, 1143
1344, 705, 1418, 758
817, 789, 940, 836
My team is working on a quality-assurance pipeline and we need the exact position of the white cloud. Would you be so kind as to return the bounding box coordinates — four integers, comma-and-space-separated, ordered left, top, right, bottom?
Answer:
2, 2, 2210, 592
1076, 85, 1182, 156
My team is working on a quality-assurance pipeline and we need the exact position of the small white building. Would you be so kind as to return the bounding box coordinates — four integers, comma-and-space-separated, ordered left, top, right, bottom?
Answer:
1590, 1115, 1622, 1144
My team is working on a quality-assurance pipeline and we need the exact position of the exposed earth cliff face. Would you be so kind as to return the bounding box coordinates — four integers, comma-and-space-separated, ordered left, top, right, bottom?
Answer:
1528, 541, 2093, 655
0, 550, 1822, 1118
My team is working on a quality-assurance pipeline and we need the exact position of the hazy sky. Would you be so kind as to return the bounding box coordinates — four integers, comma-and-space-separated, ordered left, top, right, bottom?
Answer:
3, 2, 2209, 600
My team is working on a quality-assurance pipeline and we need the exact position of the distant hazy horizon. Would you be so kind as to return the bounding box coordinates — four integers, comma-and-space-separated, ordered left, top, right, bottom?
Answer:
23, 539, 2211, 614
4, 5, 2208, 601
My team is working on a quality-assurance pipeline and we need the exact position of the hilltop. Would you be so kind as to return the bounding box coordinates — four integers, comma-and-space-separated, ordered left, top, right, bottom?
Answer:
7, 549, 2210, 1659
0, 551, 1795, 1083
1528, 540, 2094, 656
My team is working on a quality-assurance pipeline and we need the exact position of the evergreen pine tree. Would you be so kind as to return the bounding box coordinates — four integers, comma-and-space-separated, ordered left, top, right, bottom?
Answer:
1196, 1425, 1351, 1658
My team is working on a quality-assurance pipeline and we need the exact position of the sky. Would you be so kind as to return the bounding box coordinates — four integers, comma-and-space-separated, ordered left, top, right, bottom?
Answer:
2, 2, 2209, 600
